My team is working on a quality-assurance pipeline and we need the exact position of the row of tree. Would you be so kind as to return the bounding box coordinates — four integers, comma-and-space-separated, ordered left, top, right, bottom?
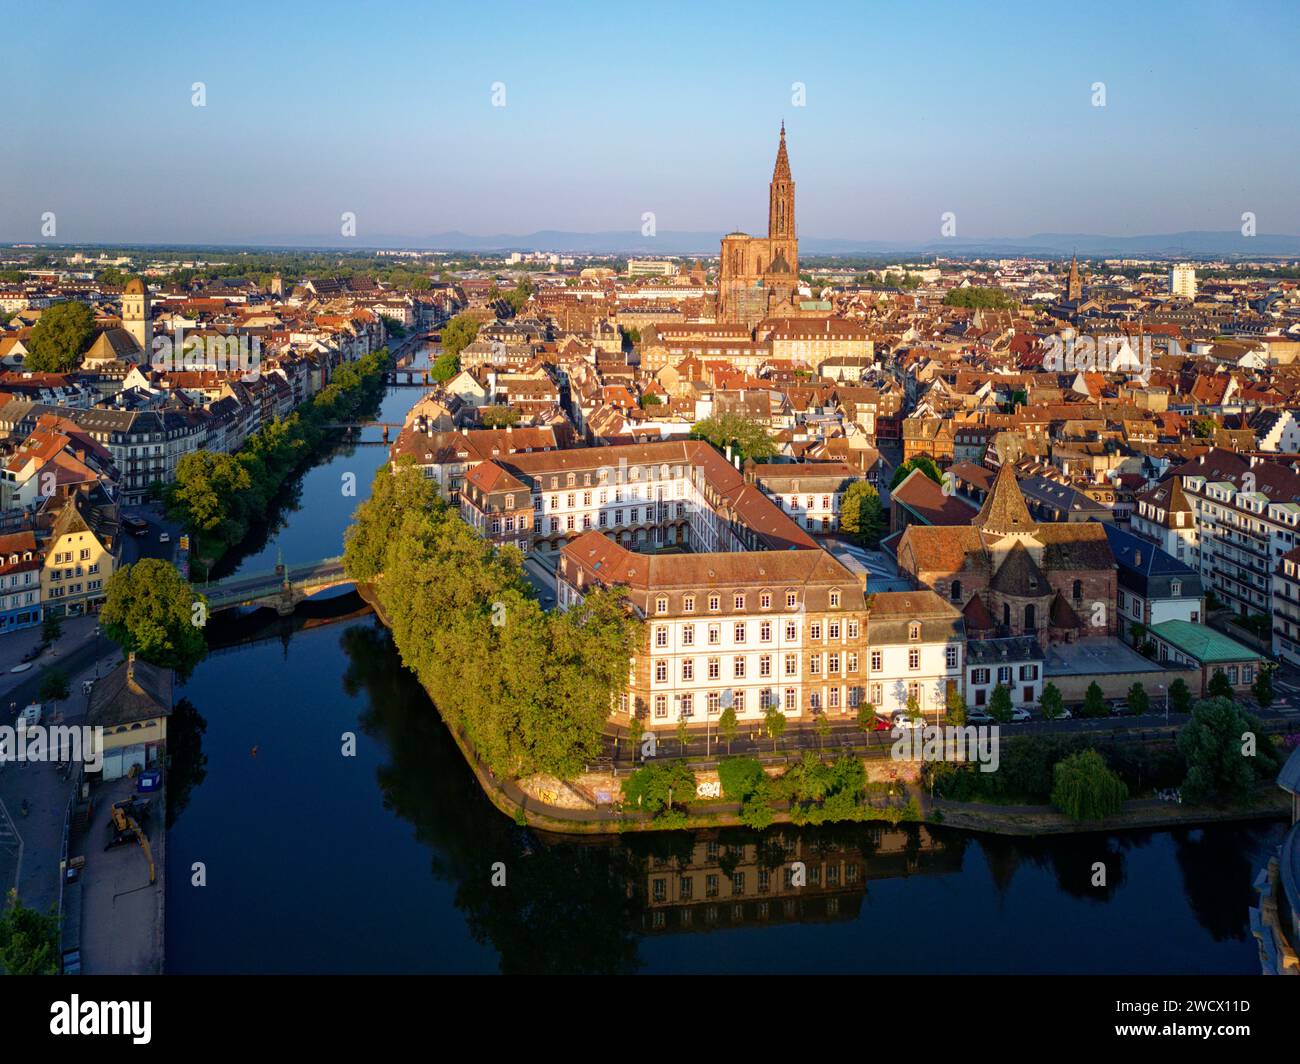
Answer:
166, 347, 392, 571
343, 462, 641, 780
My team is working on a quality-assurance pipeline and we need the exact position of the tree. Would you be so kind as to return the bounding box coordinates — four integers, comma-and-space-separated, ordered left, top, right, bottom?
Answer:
1177, 696, 1271, 805
100, 559, 208, 678
343, 461, 441, 584
943, 286, 1016, 310
626, 712, 642, 764
676, 716, 690, 755
763, 706, 787, 751
639, 392, 662, 408
1083, 681, 1108, 718
1168, 677, 1192, 714
718, 705, 738, 753
689, 412, 777, 462
480, 405, 521, 428
945, 686, 967, 725
717, 756, 766, 802
165, 450, 254, 547
429, 351, 459, 382
815, 713, 832, 750
25, 301, 95, 373
1126, 682, 1150, 716
1207, 669, 1233, 700
839, 480, 884, 547
621, 761, 695, 818
1251, 664, 1275, 708
856, 701, 878, 735
889, 455, 943, 491
1050, 749, 1128, 821
41, 613, 62, 644
0, 890, 59, 975
1041, 682, 1065, 720
439, 313, 481, 360
38, 667, 70, 703
988, 683, 1013, 723
1191, 417, 1218, 440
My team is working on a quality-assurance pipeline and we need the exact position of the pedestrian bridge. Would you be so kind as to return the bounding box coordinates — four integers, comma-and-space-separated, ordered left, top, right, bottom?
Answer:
199, 557, 352, 615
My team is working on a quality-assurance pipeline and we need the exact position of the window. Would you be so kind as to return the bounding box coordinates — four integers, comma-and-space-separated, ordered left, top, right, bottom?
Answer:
733, 691, 745, 713
870, 683, 882, 704
759, 654, 772, 677
707, 658, 720, 680
785, 621, 798, 641
810, 655, 821, 676
683, 595, 695, 613
682, 660, 694, 681
784, 653, 798, 676
847, 652, 858, 673
655, 660, 667, 682
733, 656, 746, 679
1170, 580, 1181, 597
709, 594, 721, 612
734, 622, 746, 643
848, 620, 859, 639
951, 580, 961, 602
708, 624, 721, 646
829, 589, 841, 608
946, 645, 959, 669
786, 591, 798, 608
734, 593, 745, 610
908, 622, 921, 641
998, 666, 1011, 684
828, 621, 840, 639
656, 595, 668, 615
972, 668, 990, 685
870, 650, 882, 672
784, 689, 796, 710
810, 622, 822, 640
760, 621, 772, 642
908, 648, 920, 670
655, 626, 668, 648
1073, 579, 1083, 601
828, 653, 840, 675
682, 625, 695, 646
760, 592, 771, 609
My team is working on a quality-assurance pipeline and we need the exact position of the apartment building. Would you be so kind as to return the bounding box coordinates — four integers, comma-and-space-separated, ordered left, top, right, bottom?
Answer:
460, 439, 815, 558
1168, 450, 1300, 620
1273, 546, 1300, 667
861, 589, 964, 718
557, 530, 867, 728
964, 635, 1044, 709
0, 530, 43, 633
744, 461, 861, 535
39, 489, 118, 617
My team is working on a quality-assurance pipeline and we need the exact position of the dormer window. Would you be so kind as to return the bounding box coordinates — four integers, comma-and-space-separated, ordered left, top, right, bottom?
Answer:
760, 591, 771, 609
1170, 580, 1181, 597
734, 593, 745, 611
786, 590, 798, 609
708, 594, 720, 612
908, 622, 921, 642
656, 595, 668, 615
683, 595, 695, 614
505, 494, 514, 510
829, 588, 841, 608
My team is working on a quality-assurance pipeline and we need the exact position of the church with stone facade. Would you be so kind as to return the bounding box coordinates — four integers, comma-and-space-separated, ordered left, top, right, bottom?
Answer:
895, 463, 1118, 645
717, 123, 802, 327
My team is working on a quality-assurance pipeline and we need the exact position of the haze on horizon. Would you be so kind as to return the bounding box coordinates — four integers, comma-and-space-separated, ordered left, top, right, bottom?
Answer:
3, 0, 1298, 247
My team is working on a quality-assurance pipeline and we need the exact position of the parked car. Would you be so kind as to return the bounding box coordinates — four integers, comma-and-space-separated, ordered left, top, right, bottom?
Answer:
18, 703, 42, 728
892, 713, 924, 730
20, 644, 44, 663
1110, 702, 1134, 717
123, 516, 149, 536
1041, 706, 1073, 720
1008, 707, 1032, 723
965, 708, 994, 724
158, 532, 171, 544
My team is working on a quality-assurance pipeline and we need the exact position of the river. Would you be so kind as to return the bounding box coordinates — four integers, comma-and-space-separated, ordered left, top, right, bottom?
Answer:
163, 346, 1285, 974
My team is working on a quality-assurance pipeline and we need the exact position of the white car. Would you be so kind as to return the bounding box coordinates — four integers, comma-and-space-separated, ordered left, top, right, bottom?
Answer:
892, 713, 924, 730
1008, 707, 1032, 723
1041, 706, 1073, 720
158, 532, 171, 544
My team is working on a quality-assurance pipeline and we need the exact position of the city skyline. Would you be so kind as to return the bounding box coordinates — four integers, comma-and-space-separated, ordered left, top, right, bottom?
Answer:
3, 1, 1299, 246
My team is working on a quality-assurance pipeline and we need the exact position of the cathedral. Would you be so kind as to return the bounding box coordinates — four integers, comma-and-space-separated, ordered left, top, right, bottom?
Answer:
717, 123, 801, 327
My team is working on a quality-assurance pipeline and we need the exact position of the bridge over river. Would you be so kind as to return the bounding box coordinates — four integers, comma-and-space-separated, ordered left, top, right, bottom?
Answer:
198, 556, 352, 614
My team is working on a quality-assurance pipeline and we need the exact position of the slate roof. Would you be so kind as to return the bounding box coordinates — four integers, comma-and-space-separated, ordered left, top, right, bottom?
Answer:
973, 462, 1035, 534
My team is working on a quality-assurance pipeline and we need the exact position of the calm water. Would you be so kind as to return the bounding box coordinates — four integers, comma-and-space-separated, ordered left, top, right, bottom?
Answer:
164, 354, 1286, 974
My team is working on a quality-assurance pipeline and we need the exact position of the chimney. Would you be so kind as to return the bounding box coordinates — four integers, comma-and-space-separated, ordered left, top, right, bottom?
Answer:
1133, 550, 1141, 566
127, 651, 136, 683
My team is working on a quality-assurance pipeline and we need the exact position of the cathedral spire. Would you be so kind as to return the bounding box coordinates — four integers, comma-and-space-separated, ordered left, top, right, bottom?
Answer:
772, 122, 791, 182
974, 463, 1036, 536
1066, 251, 1081, 302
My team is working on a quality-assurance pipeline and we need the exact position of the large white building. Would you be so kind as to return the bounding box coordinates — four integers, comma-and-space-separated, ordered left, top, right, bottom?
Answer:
1169, 263, 1197, 300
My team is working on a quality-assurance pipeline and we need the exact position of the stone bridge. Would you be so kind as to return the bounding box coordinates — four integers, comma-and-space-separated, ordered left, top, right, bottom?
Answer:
199, 557, 352, 615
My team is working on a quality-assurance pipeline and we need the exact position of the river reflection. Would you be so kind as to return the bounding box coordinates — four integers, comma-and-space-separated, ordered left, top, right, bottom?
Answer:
165, 618, 1284, 975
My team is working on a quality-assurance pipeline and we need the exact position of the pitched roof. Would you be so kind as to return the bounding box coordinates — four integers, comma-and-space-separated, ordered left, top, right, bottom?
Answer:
973, 462, 1035, 535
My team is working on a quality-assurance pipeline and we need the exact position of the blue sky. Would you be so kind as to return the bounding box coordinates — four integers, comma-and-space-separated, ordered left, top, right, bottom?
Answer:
2, 0, 1297, 245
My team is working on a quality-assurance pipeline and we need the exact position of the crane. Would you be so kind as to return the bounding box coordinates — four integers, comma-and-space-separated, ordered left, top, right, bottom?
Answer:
105, 798, 156, 885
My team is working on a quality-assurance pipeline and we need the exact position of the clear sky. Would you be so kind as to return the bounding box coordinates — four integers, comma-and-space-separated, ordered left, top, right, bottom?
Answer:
3, 0, 1297, 245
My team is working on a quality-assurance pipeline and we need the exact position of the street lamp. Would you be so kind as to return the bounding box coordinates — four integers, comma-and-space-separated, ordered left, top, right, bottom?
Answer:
1159, 683, 1167, 723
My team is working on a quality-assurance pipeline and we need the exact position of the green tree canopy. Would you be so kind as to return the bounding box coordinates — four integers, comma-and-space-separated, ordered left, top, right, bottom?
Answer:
621, 761, 696, 818
943, 286, 1016, 310
1082, 681, 1108, 718
889, 455, 943, 491
1050, 749, 1128, 821
100, 559, 208, 679
1177, 696, 1276, 805
988, 683, 1013, 723
839, 480, 884, 547
689, 412, 777, 462
439, 313, 481, 360
26, 300, 95, 373
0, 890, 59, 975
480, 405, 521, 428
1041, 682, 1065, 720
1168, 677, 1192, 714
